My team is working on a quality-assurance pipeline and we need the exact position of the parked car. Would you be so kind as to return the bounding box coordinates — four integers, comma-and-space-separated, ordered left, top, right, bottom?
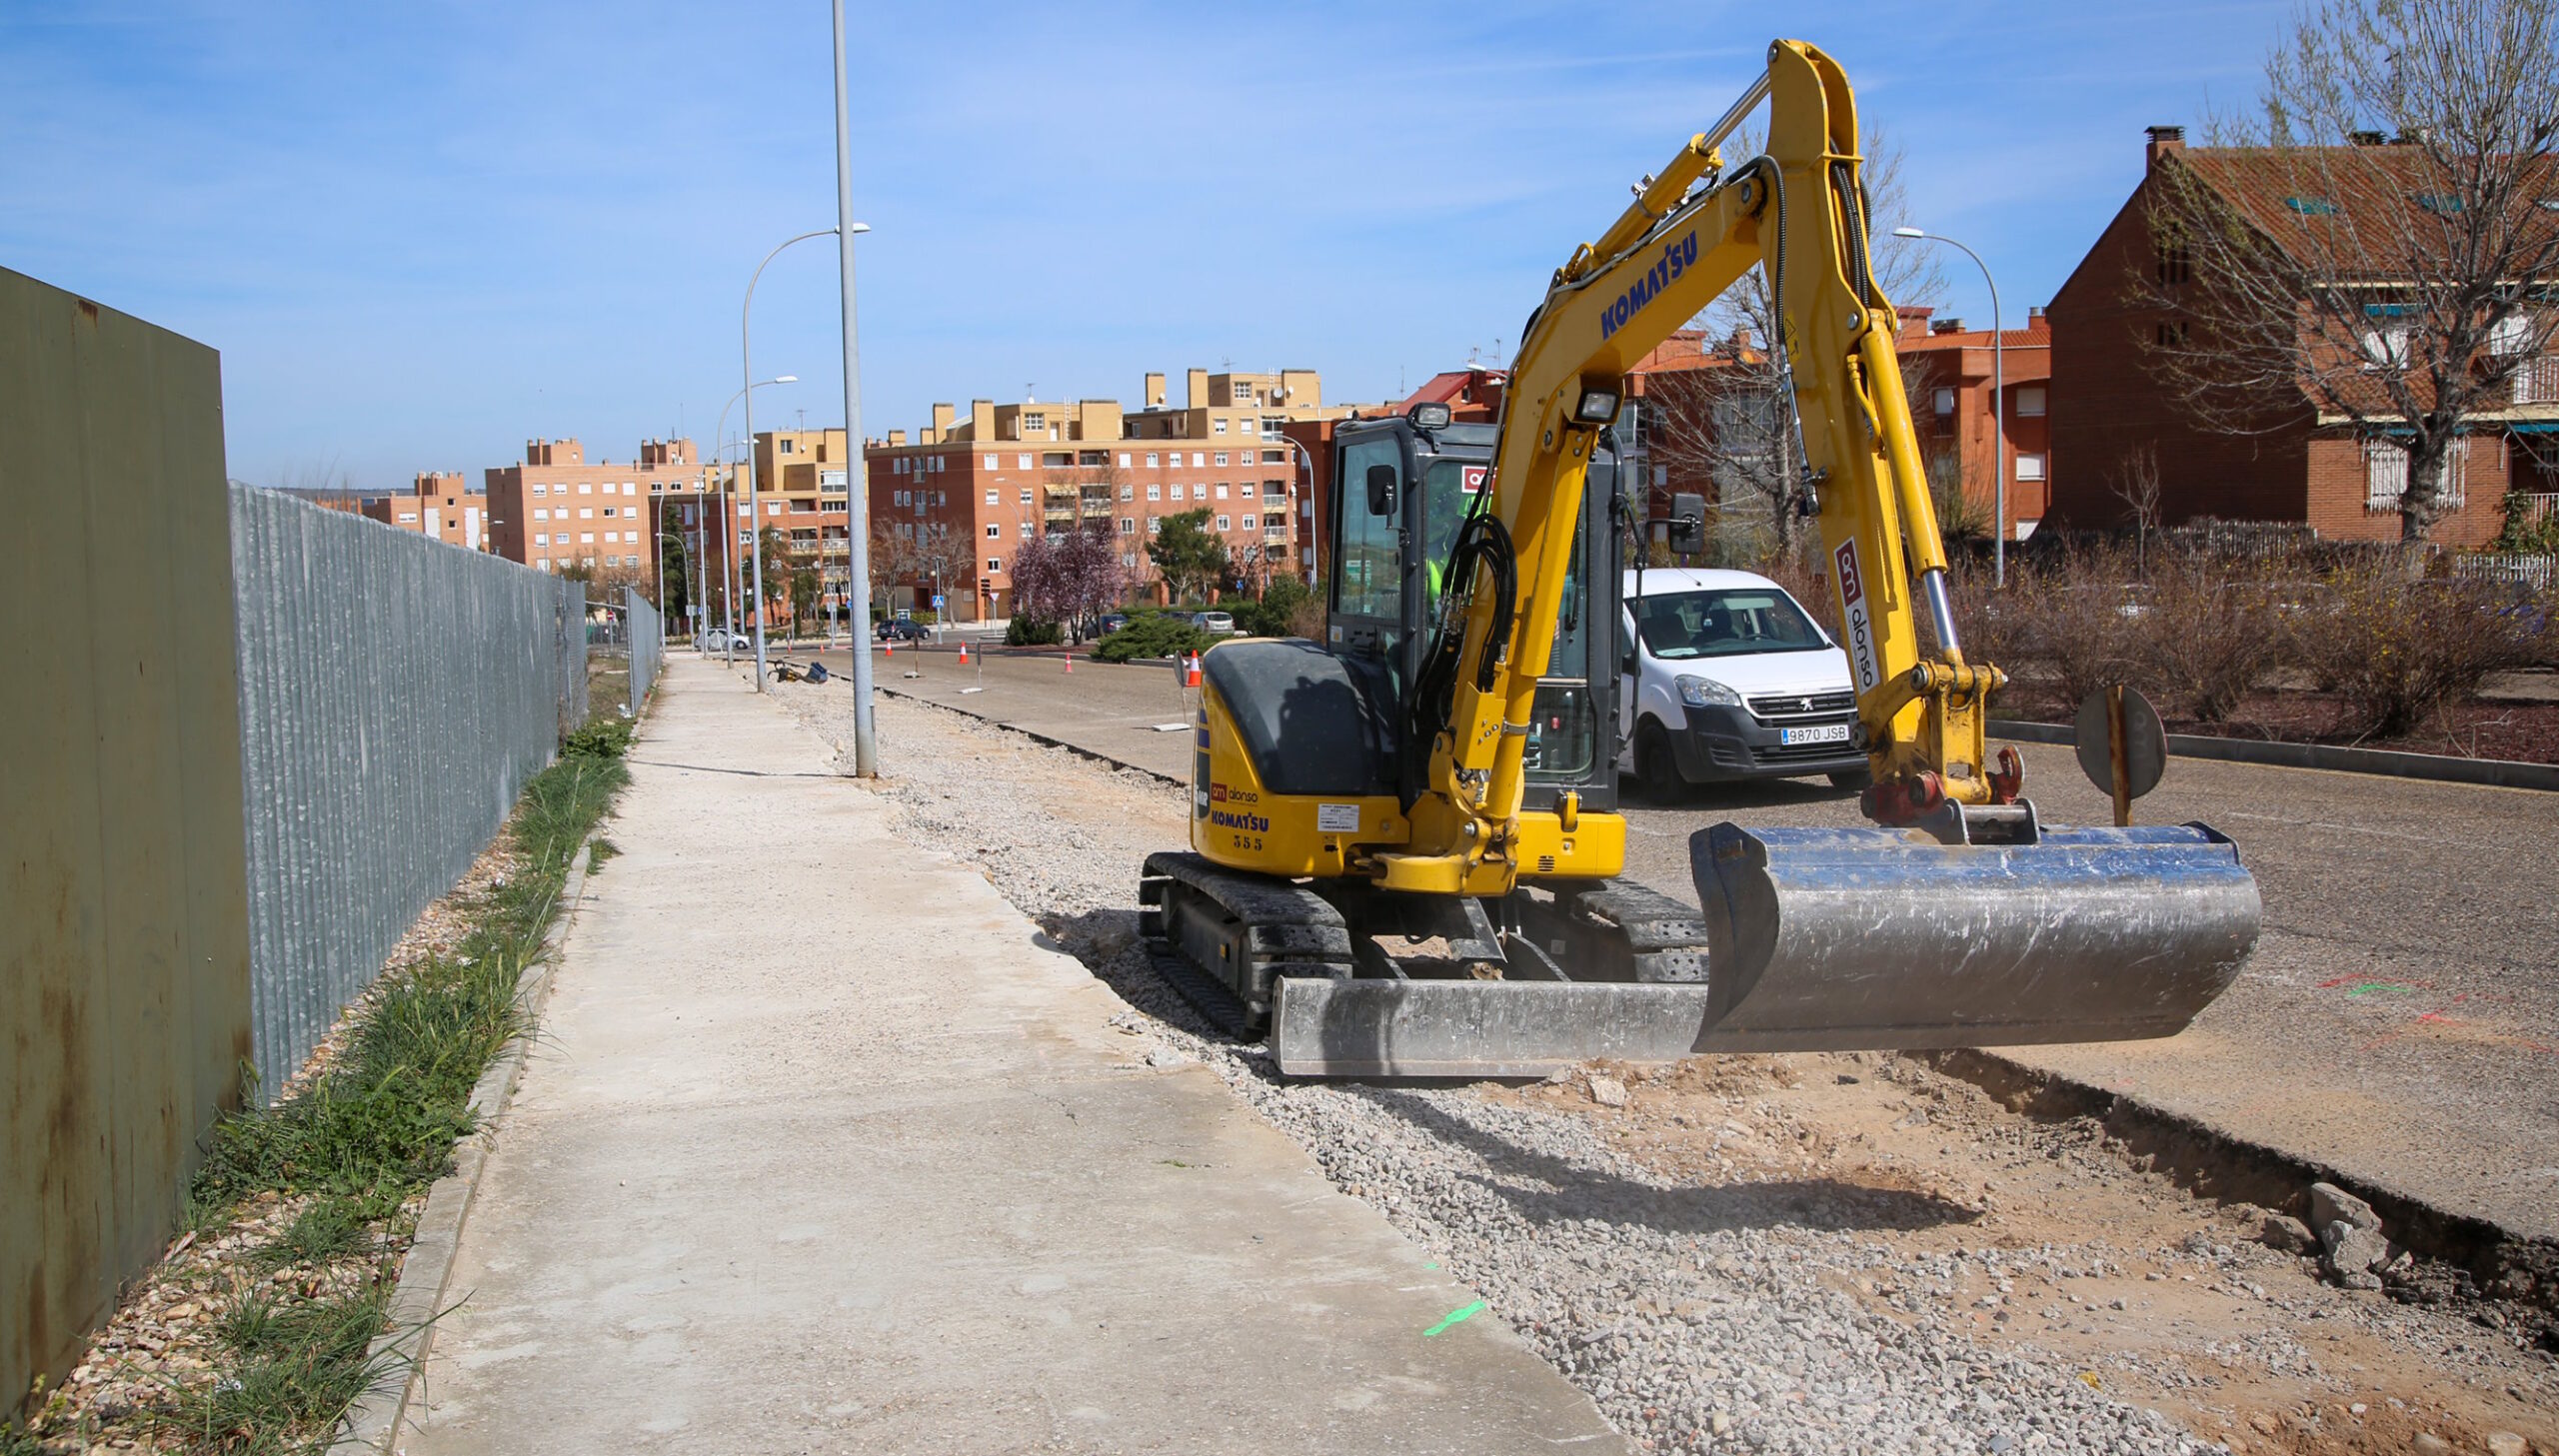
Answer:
1098, 612, 1131, 637
1189, 611, 1237, 636
1616, 567, 1867, 796
701, 629, 751, 653
876, 619, 930, 643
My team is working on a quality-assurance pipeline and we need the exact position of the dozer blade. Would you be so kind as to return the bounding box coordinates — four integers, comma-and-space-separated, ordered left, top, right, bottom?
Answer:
1688, 820, 2261, 1051
1270, 979, 1720, 1079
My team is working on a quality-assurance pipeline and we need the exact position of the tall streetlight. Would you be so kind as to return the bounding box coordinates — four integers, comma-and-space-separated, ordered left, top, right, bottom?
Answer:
832, 0, 880, 777
1892, 226, 2007, 586
709, 376, 796, 657
741, 227, 868, 689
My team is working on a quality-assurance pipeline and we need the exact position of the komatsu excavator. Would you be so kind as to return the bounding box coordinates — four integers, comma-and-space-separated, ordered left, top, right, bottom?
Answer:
1140, 40, 2261, 1078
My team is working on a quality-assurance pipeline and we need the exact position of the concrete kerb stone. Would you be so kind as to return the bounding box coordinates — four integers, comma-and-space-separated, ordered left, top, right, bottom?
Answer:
327, 835, 602, 1456
1990, 718, 2559, 792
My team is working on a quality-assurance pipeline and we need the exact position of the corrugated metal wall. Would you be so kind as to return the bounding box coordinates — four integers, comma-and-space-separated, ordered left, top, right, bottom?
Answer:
628, 587, 664, 717
3, 270, 254, 1414
229, 486, 586, 1101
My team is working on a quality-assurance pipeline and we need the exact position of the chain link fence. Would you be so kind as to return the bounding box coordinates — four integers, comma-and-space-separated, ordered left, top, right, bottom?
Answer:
627, 586, 664, 717
230, 485, 587, 1100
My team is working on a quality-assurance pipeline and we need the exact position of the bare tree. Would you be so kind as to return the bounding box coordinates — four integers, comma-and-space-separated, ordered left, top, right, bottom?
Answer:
909, 522, 975, 621
2135, 0, 2559, 541
1647, 124, 1949, 559
868, 518, 923, 613
2109, 443, 2167, 576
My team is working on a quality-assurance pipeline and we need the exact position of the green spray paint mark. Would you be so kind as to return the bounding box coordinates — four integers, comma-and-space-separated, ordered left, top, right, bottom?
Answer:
1422, 1262, 1439, 1271
1423, 1300, 1487, 1337
2347, 982, 2415, 997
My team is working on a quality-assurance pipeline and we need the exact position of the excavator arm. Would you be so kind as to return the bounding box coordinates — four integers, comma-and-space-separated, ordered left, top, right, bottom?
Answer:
1386, 40, 2002, 892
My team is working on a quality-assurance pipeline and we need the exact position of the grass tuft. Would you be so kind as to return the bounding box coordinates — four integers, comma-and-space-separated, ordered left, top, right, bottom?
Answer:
162, 1284, 394, 1455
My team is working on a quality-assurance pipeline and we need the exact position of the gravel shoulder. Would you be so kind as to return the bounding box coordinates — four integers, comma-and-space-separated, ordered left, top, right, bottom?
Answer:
778, 680, 2557, 1456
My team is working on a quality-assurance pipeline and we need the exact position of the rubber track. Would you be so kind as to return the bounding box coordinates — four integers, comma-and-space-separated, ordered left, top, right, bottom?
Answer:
1565, 881, 1712, 983
1139, 851, 1353, 1036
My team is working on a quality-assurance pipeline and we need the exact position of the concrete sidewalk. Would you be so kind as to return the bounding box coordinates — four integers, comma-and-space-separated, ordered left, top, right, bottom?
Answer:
403, 656, 1617, 1455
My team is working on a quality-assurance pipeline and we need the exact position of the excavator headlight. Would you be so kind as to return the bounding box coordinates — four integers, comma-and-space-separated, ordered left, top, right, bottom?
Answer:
1573, 388, 1621, 425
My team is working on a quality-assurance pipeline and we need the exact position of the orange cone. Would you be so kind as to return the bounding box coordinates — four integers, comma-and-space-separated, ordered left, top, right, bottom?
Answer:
958, 641, 969, 665
1064, 653, 1074, 675
885, 639, 893, 656
1183, 653, 1202, 689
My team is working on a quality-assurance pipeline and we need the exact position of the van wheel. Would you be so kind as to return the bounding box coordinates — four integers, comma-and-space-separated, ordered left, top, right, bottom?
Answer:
1635, 722, 1686, 803
1826, 768, 1872, 790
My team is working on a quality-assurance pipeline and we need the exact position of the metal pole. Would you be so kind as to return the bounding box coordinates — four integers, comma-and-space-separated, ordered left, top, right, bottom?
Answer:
1895, 229, 2008, 587
834, 0, 879, 775
742, 229, 838, 690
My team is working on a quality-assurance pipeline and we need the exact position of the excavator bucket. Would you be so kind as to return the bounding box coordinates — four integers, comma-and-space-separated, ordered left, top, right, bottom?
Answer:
1687, 819, 2261, 1051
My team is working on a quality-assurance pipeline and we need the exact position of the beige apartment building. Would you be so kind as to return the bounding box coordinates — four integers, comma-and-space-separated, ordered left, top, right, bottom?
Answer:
863, 368, 1346, 620
484, 437, 712, 578
360, 472, 490, 551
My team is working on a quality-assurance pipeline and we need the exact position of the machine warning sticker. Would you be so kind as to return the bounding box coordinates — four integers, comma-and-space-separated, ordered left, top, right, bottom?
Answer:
1316, 803, 1360, 833
1460, 465, 1488, 493
1834, 539, 1881, 693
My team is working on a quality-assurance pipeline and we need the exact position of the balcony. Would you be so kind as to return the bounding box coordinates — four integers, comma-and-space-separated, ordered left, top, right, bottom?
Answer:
2513, 355, 2559, 406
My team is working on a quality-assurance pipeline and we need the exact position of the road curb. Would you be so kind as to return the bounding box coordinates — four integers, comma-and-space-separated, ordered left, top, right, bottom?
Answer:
878, 683, 1189, 787
326, 831, 600, 1455
1990, 719, 2559, 791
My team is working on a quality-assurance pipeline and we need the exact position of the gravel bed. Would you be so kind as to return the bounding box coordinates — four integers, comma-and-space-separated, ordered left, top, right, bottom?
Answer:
782, 683, 2551, 1456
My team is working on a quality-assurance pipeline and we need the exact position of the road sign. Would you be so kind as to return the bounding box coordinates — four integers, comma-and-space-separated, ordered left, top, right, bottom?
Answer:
2075, 685, 2165, 824
686, 605, 701, 618
932, 594, 946, 608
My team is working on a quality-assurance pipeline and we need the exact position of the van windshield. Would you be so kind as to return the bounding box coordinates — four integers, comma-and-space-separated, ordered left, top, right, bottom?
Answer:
1631, 588, 1827, 661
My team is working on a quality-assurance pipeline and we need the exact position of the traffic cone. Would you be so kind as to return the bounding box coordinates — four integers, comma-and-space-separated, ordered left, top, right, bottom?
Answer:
1064, 653, 1074, 675
885, 640, 893, 656
1183, 653, 1202, 689
958, 641, 969, 665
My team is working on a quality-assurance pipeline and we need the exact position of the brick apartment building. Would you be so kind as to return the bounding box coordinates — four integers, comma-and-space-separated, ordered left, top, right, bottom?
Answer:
1894, 308, 2054, 541
358, 472, 492, 551
861, 368, 1349, 621
485, 438, 724, 606
2049, 125, 2557, 546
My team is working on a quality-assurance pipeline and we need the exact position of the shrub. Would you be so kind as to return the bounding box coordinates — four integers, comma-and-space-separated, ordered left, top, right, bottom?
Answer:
1093, 615, 1213, 664
2134, 561, 2288, 724
1005, 617, 1064, 647
2290, 565, 2551, 738
2030, 546, 2147, 717
1230, 577, 1314, 638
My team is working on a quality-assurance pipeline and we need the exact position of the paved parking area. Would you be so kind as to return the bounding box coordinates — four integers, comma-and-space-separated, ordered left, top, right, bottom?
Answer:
802, 641, 2559, 1244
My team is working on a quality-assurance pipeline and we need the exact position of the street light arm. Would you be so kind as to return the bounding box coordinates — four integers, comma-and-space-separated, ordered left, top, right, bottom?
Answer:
742, 228, 841, 690
1900, 228, 2008, 585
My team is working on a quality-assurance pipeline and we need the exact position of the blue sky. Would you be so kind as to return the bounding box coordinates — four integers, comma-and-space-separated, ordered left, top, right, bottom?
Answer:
1, 0, 2288, 491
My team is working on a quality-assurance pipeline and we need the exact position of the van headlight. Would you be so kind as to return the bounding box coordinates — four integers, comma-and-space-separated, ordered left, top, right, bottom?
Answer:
1675, 675, 1741, 708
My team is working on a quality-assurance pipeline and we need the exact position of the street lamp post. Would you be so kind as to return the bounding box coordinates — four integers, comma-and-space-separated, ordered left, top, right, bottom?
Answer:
1892, 226, 2006, 586
831, 0, 880, 777
710, 377, 796, 660
741, 231, 840, 690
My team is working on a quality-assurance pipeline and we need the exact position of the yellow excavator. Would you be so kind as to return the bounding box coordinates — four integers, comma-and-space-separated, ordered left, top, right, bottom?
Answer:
1140, 40, 2261, 1077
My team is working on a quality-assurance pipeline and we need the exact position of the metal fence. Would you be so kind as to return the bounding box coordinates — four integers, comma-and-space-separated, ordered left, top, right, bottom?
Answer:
230, 485, 587, 1099
2452, 551, 2557, 591
627, 587, 664, 717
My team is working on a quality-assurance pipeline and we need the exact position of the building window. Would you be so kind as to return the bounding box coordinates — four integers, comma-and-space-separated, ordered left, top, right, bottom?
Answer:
986, 523, 1001, 538
1192, 452, 1205, 468
536, 558, 552, 572
532, 484, 547, 497
1242, 514, 1258, 530
1121, 518, 1136, 534
1119, 485, 1134, 501
986, 490, 999, 505
1020, 522, 1032, 538
1217, 515, 1232, 531
533, 507, 550, 522
1148, 485, 1162, 501
1214, 419, 1229, 435
533, 533, 549, 546
895, 459, 907, 475
578, 482, 592, 494
987, 557, 1003, 573
985, 453, 1000, 470
2155, 233, 2191, 286
1216, 485, 1230, 500
1169, 484, 1184, 501
2014, 386, 2047, 418
1215, 452, 1230, 467
2014, 454, 2046, 483
1017, 454, 1033, 469
1147, 452, 1161, 468
1148, 517, 1163, 535
1019, 488, 1033, 505
1264, 450, 1284, 464
581, 532, 596, 544
623, 482, 636, 495
580, 507, 594, 519
1932, 388, 1955, 416
1117, 452, 1131, 468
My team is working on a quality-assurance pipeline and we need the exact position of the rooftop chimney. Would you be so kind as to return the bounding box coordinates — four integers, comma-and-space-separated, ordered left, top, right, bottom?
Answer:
2145, 124, 2186, 170
2350, 129, 2387, 146
1932, 318, 1965, 335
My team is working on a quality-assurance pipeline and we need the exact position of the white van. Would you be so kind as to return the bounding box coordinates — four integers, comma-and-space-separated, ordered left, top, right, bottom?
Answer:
1616, 567, 1867, 795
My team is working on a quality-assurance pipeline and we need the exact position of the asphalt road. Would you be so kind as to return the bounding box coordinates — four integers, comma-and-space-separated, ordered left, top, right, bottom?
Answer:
801, 639, 2559, 1245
